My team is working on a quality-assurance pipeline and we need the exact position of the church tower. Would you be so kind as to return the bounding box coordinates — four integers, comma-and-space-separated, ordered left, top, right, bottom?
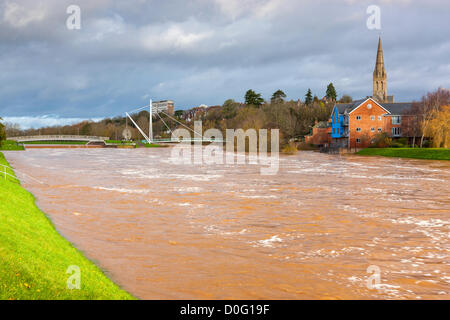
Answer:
373, 37, 387, 103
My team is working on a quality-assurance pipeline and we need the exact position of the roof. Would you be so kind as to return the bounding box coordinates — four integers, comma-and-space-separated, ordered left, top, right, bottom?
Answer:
335, 99, 412, 115
314, 121, 330, 128
335, 99, 366, 114
381, 103, 412, 115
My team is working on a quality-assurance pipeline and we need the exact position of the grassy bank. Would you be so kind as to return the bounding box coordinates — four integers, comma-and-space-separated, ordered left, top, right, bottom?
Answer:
356, 148, 450, 161
141, 143, 168, 148
0, 152, 134, 300
0, 140, 25, 151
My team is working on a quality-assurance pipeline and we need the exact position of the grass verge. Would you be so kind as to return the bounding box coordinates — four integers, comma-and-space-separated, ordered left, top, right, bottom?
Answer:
0, 152, 134, 300
356, 148, 450, 161
0, 140, 25, 151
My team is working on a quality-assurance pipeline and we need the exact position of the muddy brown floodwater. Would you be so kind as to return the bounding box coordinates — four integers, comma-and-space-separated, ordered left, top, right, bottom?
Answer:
4, 148, 450, 299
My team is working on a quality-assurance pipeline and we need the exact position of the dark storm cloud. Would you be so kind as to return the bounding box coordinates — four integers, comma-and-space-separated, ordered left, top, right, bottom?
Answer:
0, 0, 449, 127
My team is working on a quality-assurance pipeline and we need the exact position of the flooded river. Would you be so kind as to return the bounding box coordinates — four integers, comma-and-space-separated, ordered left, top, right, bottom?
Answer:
4, 148, 450, 299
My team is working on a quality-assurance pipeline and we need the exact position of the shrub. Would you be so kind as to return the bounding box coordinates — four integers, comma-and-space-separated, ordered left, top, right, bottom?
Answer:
370, 133, 392, 148
281, 142, 299, 155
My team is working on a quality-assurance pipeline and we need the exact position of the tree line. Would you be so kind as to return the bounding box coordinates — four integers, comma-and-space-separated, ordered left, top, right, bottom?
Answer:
2, 86, 448, 149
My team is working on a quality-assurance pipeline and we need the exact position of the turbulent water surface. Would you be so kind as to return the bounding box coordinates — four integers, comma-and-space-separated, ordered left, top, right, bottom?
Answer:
5, 148, 450, 299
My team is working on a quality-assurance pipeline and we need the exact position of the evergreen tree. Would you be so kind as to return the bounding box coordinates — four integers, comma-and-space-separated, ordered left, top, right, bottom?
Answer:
245, 89, 265, 107
326, 83, 337, 101
305, 89, 313, 105
271, 89, 286, 104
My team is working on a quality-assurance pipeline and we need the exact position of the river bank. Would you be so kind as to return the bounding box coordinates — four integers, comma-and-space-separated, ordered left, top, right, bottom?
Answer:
356, 148, 450, 161
0, 152, 133, 300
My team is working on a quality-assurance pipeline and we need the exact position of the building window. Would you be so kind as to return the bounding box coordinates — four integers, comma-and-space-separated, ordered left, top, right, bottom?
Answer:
356, 116, 362, 120
356, 138, 361, 143
392, 127, 402, 136
371, 127, 375, 132
371, 116, 375, 120
392, 116, 401, 125
356, 127, 361, 132
378, 128, 382, 132
378, 116, 382, 121
368, 104, 372, 109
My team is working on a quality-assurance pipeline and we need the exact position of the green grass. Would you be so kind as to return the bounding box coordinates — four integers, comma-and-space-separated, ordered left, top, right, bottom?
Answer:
0, 140, 25, 151
356, 148, 450, 160
141, 143, 167, 148
0, 152, 134, 300
105, 140, 134, 144
22, 141, 87, 145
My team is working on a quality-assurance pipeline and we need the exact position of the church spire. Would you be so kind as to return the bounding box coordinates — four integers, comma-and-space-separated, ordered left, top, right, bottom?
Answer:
373, 37, 387, 102
374, 36, 385, 77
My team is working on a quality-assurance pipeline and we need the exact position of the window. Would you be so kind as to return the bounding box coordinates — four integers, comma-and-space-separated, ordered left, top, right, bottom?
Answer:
356, 127, 361, 132
392, 116, 401, 125
371, 116, 375, 121
368, 104, 372, 109
378, 128, 382, 132
356, 116, 362, 120
356, 138, 361, 143
392, 127, 402, 136
378, 116, 382, 121
371, 127, 375, 132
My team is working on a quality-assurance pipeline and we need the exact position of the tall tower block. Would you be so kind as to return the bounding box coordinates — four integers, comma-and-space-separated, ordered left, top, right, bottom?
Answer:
373, 37, 387, 103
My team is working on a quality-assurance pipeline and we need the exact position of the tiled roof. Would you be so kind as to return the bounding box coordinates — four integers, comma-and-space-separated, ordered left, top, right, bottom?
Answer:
335, 99, 366, 114
335, 99, 412, 115
381, 103, 413, 115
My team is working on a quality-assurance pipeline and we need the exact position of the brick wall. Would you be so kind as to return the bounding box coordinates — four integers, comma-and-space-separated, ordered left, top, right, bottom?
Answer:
349, 100, 387, 148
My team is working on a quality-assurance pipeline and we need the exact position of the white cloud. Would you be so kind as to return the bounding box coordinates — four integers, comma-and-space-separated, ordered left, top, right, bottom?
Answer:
2, 1, 47, 28
139, 19, 213, 52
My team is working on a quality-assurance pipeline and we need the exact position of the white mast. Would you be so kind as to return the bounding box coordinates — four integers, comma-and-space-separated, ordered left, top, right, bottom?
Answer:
149, 99, 153, 142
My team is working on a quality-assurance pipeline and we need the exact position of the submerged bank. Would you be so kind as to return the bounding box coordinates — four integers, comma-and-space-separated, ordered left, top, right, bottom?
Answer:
0, 152, 133, 300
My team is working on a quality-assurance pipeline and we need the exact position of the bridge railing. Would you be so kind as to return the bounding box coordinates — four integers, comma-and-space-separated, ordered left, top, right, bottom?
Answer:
8, 135, 110, 142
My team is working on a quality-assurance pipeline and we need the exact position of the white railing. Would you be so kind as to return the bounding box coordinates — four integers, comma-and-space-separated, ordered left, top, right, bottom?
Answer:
0, 164, 44, 184
1, 164, 19, 182
8, 135, 110, 142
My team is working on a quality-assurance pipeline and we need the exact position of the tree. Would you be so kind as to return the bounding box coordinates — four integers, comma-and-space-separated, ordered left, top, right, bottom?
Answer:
174, 110, 184, 119
413, 88, 450, 147
305, 89, 313, 105
339, 95, 353, 103
271, 89, 286, 104
222, 99, 239, 119
424, 105, 450, 148
0, 117, 5, 142
313, 95, 319, 104
245, 89, 264, 107
326, 83, 337, 101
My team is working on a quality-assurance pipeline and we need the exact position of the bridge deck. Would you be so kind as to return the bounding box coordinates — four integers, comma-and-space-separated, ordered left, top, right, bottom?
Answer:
9, 135, 110, 142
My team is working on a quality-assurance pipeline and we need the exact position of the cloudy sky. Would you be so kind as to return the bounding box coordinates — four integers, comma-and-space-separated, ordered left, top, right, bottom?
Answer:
1, 0, 449, 128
